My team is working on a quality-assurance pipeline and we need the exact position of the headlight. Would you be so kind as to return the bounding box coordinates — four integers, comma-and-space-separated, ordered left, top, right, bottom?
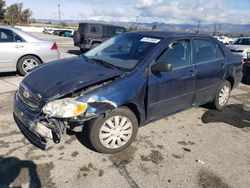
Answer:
42, 98, 88, 118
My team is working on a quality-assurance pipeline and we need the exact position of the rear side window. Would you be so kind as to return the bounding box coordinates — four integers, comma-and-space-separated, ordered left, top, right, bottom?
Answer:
157, 39, 191, 69
194, 39, 218, 63
90, 25, 101, 34
0, 29, 14, 42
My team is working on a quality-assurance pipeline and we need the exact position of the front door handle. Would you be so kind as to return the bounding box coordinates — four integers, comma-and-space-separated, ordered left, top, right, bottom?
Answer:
189, 69, 197, 77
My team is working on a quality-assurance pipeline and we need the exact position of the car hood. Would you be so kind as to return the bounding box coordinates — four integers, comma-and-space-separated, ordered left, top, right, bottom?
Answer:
22, 56, 124, 101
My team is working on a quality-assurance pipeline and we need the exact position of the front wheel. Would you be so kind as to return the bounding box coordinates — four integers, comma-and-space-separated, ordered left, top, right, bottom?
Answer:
211, 80, 231, 110
88, 107, 138, 153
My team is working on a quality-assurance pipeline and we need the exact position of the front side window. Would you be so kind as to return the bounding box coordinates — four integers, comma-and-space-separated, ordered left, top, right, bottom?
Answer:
0, 29, 14, 43
233, 38, 250, 45
85, 34, 161, 70
194, 39, 218, 63
157, 39, 191, 69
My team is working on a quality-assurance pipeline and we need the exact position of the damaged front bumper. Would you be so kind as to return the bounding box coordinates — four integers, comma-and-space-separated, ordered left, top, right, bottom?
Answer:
13, 92, 117, 150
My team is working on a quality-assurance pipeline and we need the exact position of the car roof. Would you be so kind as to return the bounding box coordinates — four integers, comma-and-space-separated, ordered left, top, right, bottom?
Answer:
0, 25, 42, 42
128, 30, 209, 39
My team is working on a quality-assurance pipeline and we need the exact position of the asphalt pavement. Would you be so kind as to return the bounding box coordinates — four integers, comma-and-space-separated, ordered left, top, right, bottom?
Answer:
0, 32, 250, 188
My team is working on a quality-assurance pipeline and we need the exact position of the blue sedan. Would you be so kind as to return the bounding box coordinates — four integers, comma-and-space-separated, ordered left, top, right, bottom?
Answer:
13, 31, 243, 153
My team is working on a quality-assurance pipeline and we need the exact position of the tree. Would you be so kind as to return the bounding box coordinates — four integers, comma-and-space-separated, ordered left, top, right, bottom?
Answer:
0, 0, 5, 21
21, 8, 32, 24
152, 25, 158, 30
4, 3, 32, 25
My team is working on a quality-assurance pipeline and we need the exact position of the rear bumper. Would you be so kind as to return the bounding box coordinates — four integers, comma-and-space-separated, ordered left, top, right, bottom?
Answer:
41, 50, 60, 63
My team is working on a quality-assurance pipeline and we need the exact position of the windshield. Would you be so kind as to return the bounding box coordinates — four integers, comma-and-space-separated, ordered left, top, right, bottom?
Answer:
233, 38, 250, 45
85, 34, 161, 70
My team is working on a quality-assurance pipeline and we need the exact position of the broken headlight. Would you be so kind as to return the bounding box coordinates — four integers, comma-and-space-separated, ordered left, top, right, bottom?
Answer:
42, 98, 88, 118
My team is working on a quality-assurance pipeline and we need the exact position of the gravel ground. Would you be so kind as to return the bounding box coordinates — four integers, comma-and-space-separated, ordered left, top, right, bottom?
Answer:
0, 33, 250, 188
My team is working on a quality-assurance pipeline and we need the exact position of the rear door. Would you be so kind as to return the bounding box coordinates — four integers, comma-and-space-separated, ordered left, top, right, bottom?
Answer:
147, 38, 196, 120
192, 38, 226, 105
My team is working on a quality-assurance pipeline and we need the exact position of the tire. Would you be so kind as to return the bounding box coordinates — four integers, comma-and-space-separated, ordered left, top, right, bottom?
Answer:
17, 55, 41, 76
80, 48, 86, 53
91, 43, 101, 49
73, 30, 80, 44
211, 80, 231, 110
88, 107, 138, 153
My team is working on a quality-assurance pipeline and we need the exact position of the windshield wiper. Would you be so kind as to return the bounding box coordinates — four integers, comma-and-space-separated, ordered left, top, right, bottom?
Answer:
90, 58, 118, 70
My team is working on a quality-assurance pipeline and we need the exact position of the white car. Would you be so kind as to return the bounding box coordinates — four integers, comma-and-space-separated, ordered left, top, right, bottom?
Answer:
228, 37, 250, 60
0, 26, 60, 75
213, 36, 234, 45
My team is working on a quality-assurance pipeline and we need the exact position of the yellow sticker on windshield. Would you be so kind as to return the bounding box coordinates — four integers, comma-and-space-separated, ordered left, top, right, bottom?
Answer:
140, 37, 161, 43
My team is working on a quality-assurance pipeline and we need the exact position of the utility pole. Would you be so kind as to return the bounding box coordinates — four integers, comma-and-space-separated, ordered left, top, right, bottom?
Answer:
196, 20, 201, 33
58, 4, 61, 25
213, 22, 217, 36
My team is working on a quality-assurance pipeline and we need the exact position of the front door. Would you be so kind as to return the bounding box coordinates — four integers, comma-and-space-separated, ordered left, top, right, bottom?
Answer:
147, 39, 196, 121
0, 28, 26, 72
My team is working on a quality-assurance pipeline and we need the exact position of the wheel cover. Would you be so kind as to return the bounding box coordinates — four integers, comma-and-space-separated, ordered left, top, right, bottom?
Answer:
22, 59, 39, 73
218, 85, 230, 106
99, 115, 133, 149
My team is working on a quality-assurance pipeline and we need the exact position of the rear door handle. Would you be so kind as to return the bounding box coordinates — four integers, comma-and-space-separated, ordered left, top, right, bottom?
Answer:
15, 44, 24, 48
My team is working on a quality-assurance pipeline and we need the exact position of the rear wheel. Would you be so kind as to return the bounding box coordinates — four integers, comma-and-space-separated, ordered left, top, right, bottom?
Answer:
88, 107, 138, 153
211, 80, 231, 110
17, 55, 41, 76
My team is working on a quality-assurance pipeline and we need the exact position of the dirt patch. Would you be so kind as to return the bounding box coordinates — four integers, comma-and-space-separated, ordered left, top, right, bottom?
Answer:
57, 146, 65, 150
71, 151, 79, 157
98, 169, 104, 177
197, 169, 230, 188
183, 147, 191, 152
178, 141, 195, 146
157, 145, 164, 149
172, 153, 184, 159
109, 146, 137, 167
140, 150, 164, 164
65, 136, 76, 144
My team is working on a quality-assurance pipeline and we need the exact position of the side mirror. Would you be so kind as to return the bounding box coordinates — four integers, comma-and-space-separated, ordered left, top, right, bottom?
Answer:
151, 62, 173, 73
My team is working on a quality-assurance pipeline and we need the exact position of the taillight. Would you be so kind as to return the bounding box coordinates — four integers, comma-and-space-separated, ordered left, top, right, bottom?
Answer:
51, 42, 58, 50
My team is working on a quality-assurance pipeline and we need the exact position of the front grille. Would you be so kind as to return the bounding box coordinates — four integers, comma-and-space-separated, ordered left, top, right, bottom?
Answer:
231, 49, 244, 53
18, 84, 41, 109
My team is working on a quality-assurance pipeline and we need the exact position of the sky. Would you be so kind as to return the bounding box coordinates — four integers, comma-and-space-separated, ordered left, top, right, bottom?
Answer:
5, 0, 250, 24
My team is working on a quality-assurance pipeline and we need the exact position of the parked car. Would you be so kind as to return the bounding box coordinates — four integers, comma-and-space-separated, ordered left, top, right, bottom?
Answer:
53, 30, 62, 36
213, 35, 234, 45
59, 30, 74, 37
228, 37, 250, 83
13, 31, 243, 153
0, 26, 60, 75
73, 22, 126, 52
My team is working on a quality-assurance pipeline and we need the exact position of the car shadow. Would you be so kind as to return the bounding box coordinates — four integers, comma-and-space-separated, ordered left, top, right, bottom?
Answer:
201, 104, 250, 129
67, 125, 96, 152
0, 156, 41, 187
0, 72, 19, 77
67, 50, 82, 56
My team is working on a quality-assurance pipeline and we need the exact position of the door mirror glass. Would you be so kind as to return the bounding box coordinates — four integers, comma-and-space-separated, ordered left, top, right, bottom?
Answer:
151, 62, 173, 73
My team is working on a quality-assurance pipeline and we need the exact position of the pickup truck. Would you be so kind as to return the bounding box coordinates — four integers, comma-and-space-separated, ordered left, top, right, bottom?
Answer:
13, 31, 243, 153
